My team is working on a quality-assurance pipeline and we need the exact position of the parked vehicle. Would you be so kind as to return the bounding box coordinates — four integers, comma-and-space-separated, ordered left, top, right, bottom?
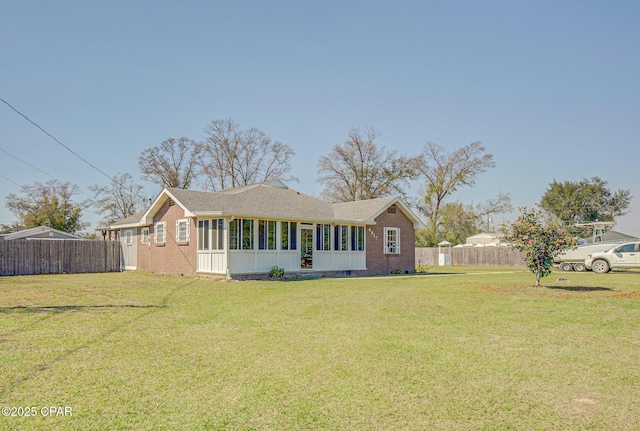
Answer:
556, 243, 620, 272
585, 242, 640, 273
554, 222, 638, 271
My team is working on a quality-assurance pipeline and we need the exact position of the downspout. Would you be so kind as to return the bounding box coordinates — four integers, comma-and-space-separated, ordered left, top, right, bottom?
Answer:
225, 216, 234, 282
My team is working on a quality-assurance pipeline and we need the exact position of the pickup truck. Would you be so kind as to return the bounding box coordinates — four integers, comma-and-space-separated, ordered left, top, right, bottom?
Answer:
584, 242, 640, 273
555, 242, 622, 272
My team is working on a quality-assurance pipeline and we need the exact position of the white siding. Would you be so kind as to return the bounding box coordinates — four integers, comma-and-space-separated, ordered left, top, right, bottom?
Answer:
348, 252, 366, 270
197, 251, 226, 274
228, 251, 256, 273
314, 251, 333, 271
313, 251, 366, 271
278, 251, 299, 271
225, 250, 366, 274
256, 251, 279, 272
220, 221, 368, 275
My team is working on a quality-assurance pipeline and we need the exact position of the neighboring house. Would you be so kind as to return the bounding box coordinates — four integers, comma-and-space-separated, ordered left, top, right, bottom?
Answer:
0, 226, 83, 240
464, 232, 505, 246
103, 181, 424, 278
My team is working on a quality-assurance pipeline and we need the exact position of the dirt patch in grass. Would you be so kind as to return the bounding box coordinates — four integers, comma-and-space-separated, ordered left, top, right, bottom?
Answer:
612, 293, 640, 298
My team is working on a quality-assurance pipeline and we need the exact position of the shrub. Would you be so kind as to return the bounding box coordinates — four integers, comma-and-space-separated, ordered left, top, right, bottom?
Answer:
415, 264, 432, 274
269, 266, 285, 279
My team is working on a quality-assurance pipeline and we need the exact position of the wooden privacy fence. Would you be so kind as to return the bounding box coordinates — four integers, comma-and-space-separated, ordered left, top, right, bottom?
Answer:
0, 239, 120, 276
416, 247, 526, 268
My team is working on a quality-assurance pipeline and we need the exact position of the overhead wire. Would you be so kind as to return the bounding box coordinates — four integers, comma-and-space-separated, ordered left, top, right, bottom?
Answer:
0, 96, 117, 184
0, 173, 23, 188
0, 146, 95, 200
0, 147, 60, 181
0, 95, 151, 209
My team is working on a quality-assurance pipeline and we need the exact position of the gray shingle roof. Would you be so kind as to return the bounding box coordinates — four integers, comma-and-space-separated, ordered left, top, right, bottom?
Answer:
1, 226, 83, 240
166, 184, 336, 221
111, 211, 147, 227
126, 182, 424, 228
332, 196, 398, 222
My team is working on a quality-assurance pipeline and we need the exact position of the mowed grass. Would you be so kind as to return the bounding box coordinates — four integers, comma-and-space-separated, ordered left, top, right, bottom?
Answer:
0, 269, 638, 430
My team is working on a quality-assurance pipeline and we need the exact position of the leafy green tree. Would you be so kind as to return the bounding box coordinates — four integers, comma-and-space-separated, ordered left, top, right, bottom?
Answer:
540, 177, 631, 227
5, 180, 89, 234
0, 223, 20, 234
416, 201, 480, 246
502, 207, 577, 286
415, 193, 510, 247
414, 228, 438, 248
440, 202, 482, 245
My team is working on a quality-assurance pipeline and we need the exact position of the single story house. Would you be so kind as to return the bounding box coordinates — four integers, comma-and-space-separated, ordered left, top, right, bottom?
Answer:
103, 180, 424, 278
464, 232, 505, 246
0, 226, 83, 240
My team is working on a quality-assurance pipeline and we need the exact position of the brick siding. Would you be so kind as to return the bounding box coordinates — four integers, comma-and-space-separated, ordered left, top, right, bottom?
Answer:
363, 206, 416, 275
137, 200, 197, 277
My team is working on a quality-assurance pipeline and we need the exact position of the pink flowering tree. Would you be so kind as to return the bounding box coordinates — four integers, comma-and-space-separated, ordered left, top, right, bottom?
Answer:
502, 207, 577, 286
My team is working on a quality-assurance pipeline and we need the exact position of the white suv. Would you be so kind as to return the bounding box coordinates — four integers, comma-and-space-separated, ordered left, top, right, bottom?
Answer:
585, 242, 640, 273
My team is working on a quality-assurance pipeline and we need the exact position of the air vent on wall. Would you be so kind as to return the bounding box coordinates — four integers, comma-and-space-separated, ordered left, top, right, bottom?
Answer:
387, 205, 396, 214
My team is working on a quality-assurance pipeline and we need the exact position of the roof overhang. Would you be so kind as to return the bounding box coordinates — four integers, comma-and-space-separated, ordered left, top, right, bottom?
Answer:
2, 226, 83, 240
141, 188, 193, 224
370, 197, 425, 229
190, 211, 378, 226
110, 222, 147, 229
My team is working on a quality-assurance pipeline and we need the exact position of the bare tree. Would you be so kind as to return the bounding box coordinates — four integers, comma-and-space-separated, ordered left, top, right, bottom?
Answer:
317, 126, 415, 202
138, 137, 203, 189
89, 173, 149, 226
5, 179, 89, 234
476, 192, 513, 232
413, 141, 495, 234
202, 118, 296, 190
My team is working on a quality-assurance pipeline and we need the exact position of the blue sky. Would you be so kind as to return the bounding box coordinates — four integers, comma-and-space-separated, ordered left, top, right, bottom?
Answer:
1, 0, 639, 236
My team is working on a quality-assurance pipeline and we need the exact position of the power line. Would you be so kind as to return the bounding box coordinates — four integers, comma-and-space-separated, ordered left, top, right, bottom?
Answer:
0, 96, 117, 185
0, 146, 95, 200
0, 95, 151, 208
0, 173, 23, 188
0, 147, 59, 181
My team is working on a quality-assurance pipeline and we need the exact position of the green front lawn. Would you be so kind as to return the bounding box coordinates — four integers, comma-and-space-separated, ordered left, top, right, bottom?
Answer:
0, 269, 638, 430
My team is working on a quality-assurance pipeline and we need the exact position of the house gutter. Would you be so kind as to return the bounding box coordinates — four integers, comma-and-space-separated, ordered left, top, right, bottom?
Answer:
190, 211, 377, 226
